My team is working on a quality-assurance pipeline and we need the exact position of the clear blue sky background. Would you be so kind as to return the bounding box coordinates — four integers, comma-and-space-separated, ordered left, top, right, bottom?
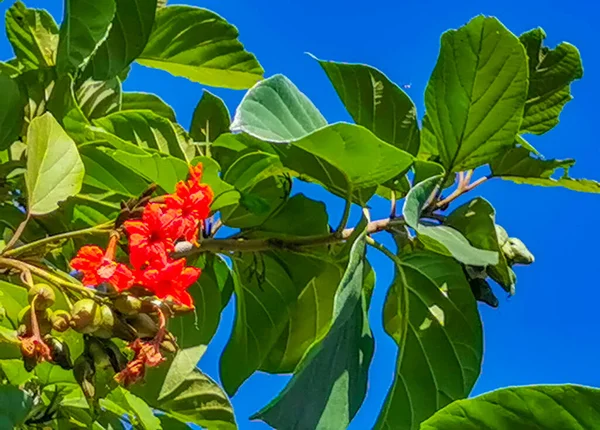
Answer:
1, 1, 599, 429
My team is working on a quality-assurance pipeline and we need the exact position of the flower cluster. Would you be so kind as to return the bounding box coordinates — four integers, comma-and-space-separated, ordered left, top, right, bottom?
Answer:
70, 163, 213, 308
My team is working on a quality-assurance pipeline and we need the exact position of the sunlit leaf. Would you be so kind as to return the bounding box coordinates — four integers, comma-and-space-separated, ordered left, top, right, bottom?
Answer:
121, 92, 176, 122
424, 16, 528, 171
5, 1, 59, 70
26, 112, 85, 215
490, 147, 600, 193
315, 58, 420, 154
56, 0, 116, 75
0, 385, 33, 428
102, 387, 161, 430
231, 74, 327, 142
519, 28, 583, 134
137, 5, 263, 89
376, 252, 482, 429
190, 90, 230, 143
76, 77, 121, 119
420, 384, 600, 430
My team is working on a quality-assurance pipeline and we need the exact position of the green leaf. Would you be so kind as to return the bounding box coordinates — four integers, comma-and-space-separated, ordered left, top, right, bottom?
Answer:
0, 385, 33, 428
253, 229, 373, 429
376, 252, 482, 429
80, 145, 149, 196
26, 112, 85, 215
137, 5, 263, 89
121, 92, 176, 122
5, 1, 59, 70
490, 147, 600, 193
98, 147, 188, 193
158, 255, 231, 400
424, 16, 528, 171
45, 74, 91, 142
0, 359, 34, 385
420, 384, 600, 430
76, 77, 122, 119
15, 67, 57, 127
0, 74, 24, 150
519, 28, 583, 134
190, 90, 230, 143
102, 387, 161, 430
231, 74, 327, 142
220, 151, 289, 228
160, 369, 236, 429
413, 160, 445, 186
93, 110, 194, 160
0, 61, 21, 77
446, 198, 515, 293
220, 252, 327, 395
273, 123, 414, 205
56, 0, 116, 75
87, 0, 156, 80
403, 176, 498, 266
315, 58, 420, 155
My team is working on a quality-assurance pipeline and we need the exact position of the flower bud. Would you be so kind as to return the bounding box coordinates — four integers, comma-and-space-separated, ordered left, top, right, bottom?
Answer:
70, 299, 102, 334
126, 313, 158, 339
28, 284, 56, 310
45, 335, 73, 370
50, 310, 71, 332
74, 354, 96, 398
113, 295, 143, 316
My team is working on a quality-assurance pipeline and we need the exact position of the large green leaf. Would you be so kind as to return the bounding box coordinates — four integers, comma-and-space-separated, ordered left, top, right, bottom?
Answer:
403, 176, 498, 266
121, 92, 176, 122
0, 74, 23, 150
490, 147, 600, 193
158, 255, 231, 400
0, 385, 33, 428
420, 384, 600, 430
315, 58, 420, 155
76, 77, 121, 120
15, 66, 56, 128
26, 112, 85, 215
376, 252, 483, 429
137, 5, 263, 89
190, 90, 230, 143
87, 0, 156, 80
231, 74, 327, 142
445, 198, 515, 293
160, 369, 236, 429
93, 110, 194, 160
220, 252, 326, 395
220, 151, 289, 228
45, 74, 91, 142
0, 281, 27, 329
5, 1, 59, 70
56, 0, 116, 75
272, 123, 414, 205
80, 145, 149, 196
424, 16, 528, 171
519, 28, 583, 135
253, 229, 373, 429
0, 61, 21, 77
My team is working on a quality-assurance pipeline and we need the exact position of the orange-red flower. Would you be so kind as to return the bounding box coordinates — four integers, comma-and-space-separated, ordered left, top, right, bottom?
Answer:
165, 181, 213, 243
123, 203, 178, 269
137, 258, 199, 307
114, 338, 164, 386
70, 245, 134, 291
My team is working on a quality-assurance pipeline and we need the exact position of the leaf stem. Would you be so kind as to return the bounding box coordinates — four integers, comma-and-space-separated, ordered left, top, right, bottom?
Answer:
335, 186, 353, 235
2, 222, 113, 258
1, 212, 31, 255
435, 172, 488, 209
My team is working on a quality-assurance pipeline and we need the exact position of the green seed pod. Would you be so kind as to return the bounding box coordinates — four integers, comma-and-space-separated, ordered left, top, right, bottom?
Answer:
70, 299, 102, 334
469, 278, 499, 308
45, 335, 73, 370
113, 294, 143, 316
28, 284, 56, 310
126, 313, 158, 339
101, 339, 128, 373
73, 354, 96, 398
93, 305, 116, 339
50, 310, 71, 332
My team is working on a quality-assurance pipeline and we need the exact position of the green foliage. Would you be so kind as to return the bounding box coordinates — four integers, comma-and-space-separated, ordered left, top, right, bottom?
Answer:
420, 385, 600, 429
0, 3, 598, 429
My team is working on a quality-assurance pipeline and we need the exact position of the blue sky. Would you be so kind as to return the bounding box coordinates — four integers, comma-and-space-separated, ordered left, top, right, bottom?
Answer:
2, 1, 599, 429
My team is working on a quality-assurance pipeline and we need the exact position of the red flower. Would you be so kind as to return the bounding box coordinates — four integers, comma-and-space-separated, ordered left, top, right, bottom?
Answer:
165, 182, 213, 243
123, 203, 178, 269
114, 338, 164, 386
70, 245, 133, 291
188, 163, 203, 182
137, 258, 199, 307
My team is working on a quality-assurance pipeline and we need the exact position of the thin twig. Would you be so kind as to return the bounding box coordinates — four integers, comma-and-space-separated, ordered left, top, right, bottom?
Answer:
1, 212, 31, 254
